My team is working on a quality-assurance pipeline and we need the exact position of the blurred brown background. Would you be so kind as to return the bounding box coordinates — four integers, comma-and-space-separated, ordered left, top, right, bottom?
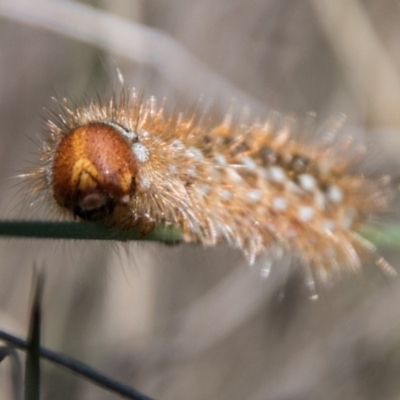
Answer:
1, 1, 400, 399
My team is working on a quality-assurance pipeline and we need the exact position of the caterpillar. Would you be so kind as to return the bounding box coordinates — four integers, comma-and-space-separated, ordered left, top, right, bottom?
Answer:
27, 86, 396, 282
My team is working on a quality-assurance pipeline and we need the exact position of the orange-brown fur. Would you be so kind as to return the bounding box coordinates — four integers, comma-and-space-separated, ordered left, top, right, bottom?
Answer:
28, 87, 395, 281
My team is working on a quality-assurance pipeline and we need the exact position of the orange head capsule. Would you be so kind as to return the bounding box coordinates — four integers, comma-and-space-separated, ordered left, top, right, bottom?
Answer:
52, 123, 137, 221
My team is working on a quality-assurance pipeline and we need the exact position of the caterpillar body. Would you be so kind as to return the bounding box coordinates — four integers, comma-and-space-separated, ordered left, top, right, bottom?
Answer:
28, 87, 395, 282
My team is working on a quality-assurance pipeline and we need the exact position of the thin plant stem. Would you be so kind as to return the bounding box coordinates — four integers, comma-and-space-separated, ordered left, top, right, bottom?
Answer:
0, 329, 155, 400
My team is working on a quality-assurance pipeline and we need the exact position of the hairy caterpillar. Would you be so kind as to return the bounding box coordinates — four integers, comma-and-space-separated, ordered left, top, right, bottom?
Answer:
27, 87, 396, 282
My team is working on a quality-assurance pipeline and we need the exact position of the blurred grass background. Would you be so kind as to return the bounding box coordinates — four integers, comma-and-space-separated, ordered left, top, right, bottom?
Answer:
1, 0, 400, 399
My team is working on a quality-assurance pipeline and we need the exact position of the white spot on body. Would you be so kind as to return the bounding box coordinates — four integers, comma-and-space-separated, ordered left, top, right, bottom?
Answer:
240, 156, 257, 170
298, 206, 315, 222
140, 129, 149, 138
170, 139, 185, 150
186, 146, 204, 161
272, 197, 288, 212
214, 152, 227, 166
139, 176, 151, 190
269, 166, 286, 183
298, 174, 317, 191
327, 184, 343, 203
227, 168, 243, 183
221, 189, 233, 200
247, 189, 263, 202
197, 184, 211, 197
132, 142, 150, 163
